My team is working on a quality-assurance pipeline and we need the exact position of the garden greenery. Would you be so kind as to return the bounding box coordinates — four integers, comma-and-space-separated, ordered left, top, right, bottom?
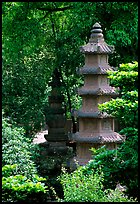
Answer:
97, 62, 138, 198
2, 164, 48, 202
2, 114, 37, 176
2, 114, 49, 202
2, 2, 138, 135
58, 62, 138, 202
58, 166, 137, 202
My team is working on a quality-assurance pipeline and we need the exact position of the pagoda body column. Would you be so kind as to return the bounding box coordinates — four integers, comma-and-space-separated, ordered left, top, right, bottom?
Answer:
73, 23, 124, 166
44, 68, 68, 152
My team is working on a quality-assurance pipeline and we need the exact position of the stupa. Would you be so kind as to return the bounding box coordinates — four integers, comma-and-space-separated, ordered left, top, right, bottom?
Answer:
73, 23, 124, 165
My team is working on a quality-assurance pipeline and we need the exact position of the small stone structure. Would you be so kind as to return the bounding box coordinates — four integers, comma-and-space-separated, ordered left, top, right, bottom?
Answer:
73, 23, 124, 165
44, 68, 69, 153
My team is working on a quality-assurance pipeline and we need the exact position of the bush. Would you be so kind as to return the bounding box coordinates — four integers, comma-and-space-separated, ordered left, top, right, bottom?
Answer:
2, 114, 50, 202
97, 62, 138, 198
99, 61, 138, 129
87, 134, 138, 197
2, 164, 48, 202
58, 166, 137, 202
2, 114, 38, 177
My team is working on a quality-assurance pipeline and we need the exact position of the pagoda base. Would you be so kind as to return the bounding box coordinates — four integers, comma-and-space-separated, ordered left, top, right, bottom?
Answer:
74, 142, 118, 166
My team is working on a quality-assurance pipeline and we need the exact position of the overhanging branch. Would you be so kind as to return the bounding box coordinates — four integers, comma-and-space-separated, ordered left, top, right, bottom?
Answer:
37, 5, 73, 13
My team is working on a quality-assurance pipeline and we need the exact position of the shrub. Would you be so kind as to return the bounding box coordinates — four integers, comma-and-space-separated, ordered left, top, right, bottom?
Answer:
58, 166, 137, 202
2, 114, 37, 177
87, 134, 138, 198
97, 62, 138, 198
2, 114, 50, 202
2, 164, 48, 202
99, 61, 138, 129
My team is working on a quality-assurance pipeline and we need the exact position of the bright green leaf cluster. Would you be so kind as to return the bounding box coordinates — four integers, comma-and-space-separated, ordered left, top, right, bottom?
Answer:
96, 62, 138, 198
2, 164, 48, 202
58, 166, 137, 202
2, 114, 38, 177
99, 62, 138, 129
107, 61, 138, 91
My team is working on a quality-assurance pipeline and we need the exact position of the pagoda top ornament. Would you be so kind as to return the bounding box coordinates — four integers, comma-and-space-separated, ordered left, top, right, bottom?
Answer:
80, 22, 114, 54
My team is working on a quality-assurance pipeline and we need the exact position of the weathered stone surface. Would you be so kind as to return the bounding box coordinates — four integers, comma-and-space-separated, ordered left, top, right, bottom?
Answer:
78, 87, 118, 96
78, 65, 113, 75
77, 111, 112, 118
73, 23, 124, 165
44, 68, 70, 167
80, 23, 114, 54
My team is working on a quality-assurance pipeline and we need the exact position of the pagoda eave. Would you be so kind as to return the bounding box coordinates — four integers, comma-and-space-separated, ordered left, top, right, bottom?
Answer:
49, 95, 64, 103
78, 88, 119, 96
44, 133, 68, 142
77, 110, 113, 118
80, 43, 114, 54
73, 132, 125, 143
46, 107, 65, 114
78, 66, 114, 75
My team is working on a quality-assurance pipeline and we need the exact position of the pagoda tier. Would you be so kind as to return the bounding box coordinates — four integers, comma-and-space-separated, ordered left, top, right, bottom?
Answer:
72, 23, 124, 166
44, 93, 67, 142
44, 69, 68, 143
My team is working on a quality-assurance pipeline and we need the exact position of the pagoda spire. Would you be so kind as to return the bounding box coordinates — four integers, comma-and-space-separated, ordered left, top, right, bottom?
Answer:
80, 22, 114, 54
89, 22, 104, 43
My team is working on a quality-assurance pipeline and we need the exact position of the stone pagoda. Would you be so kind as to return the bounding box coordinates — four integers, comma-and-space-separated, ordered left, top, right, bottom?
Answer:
44, 68, 68, 153
73, 22, 124, 165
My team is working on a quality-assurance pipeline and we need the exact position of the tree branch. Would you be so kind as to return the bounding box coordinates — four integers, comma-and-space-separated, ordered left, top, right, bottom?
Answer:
37, 5, 73, 13
58, 68, 77, 133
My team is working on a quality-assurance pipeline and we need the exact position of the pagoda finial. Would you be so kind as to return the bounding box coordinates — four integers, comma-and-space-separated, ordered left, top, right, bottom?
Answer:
80, 22, 114, 54
89, 22, 104, 43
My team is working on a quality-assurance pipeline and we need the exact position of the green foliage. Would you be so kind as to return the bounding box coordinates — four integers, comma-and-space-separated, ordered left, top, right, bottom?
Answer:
99, 95, 138, 128
2, 114, 38, 176
2, 2, 138, 135
2, 2, 54, 135
2, 116, 51, 202
58, 166, 137, 202
2, 164, 17, 177
93, 62, 138, 198
107, 61, 138, 91
88, 131, 138, 196
2, 164, 48, 202
99, 62, 138, 129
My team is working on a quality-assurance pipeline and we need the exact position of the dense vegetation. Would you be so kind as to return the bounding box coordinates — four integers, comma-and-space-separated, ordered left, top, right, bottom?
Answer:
2, 2, 138, 135
97, 62, 138, 197
59, 166, 137, 202
2, 116, 49, 202
2, 2, 138, 202
58, 62, 138, 202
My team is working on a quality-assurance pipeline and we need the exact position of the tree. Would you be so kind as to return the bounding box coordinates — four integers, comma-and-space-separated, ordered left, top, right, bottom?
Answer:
2, 2, 54, 135
2, 2, 138, 135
